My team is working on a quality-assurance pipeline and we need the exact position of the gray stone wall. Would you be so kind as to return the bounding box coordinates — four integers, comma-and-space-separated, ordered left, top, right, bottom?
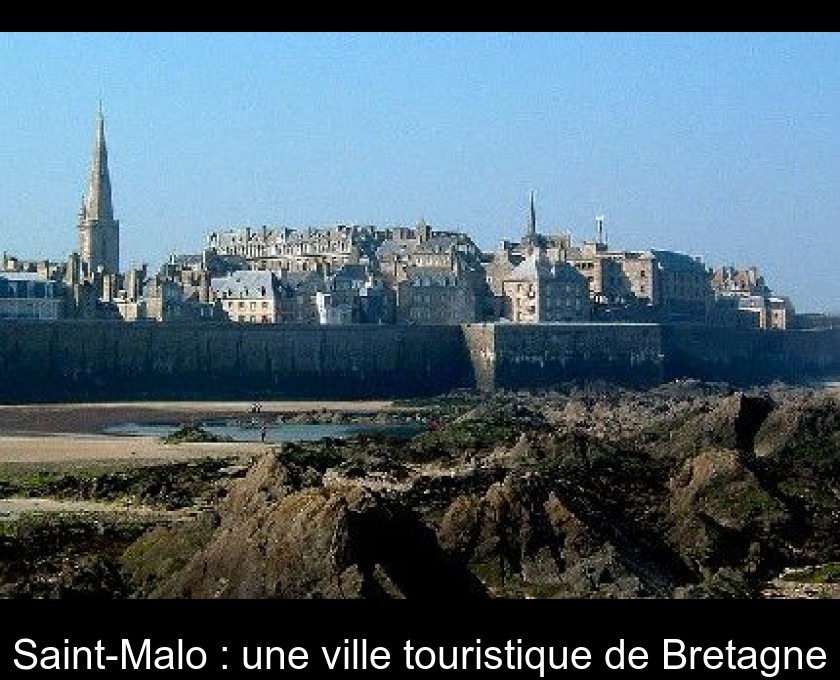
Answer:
491, 323, 664, 388
0, 321, 836, 403
0, 321, 469, 402
661, 325, 840, 384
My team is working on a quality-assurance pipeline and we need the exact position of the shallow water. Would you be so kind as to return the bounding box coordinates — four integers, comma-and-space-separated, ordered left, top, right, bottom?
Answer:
101, 420, 424, 443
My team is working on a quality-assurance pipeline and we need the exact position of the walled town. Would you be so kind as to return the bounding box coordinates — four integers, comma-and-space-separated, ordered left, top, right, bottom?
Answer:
0, 113, 805, 332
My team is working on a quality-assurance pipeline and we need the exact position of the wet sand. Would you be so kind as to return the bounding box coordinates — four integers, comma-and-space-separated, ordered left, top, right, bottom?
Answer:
0, 433, 265, 463
0, 400, 398, 463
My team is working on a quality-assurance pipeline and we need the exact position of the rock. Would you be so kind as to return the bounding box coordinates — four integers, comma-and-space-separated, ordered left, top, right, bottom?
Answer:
753, 391, 840, 460
146, 454, 486, 599
667, 448, 789, 588
668, 393, 775, 457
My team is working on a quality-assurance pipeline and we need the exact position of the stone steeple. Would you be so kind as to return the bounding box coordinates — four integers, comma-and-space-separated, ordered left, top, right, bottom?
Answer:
522, 190, 541, 255
527, 190, 537, 240
85, 108, 114, 222
78, 107, 120, 275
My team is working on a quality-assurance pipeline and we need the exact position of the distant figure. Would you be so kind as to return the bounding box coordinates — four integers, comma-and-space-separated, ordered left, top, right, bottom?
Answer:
260, 425, 267, 443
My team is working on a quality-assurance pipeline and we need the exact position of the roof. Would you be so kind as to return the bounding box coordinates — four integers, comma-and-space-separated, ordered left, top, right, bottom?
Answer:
403, 267, 467, 287
649, 249, 706, 272
506, 258, 551, 281
505, 258, 586, 283
169, 253, 203, 268
210, 270, 280, 297
331, 264, 368, 281
280, 270, 325, 292
0, 271, 51, 282
414, 234, 460, 252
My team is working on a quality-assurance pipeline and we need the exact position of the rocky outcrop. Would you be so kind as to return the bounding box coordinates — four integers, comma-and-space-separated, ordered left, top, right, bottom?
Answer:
111, 382, 840, 599
140, 452, 486, 599
668, 393, 775, 457
666, 448, 790, 595
753, 391, 840, 460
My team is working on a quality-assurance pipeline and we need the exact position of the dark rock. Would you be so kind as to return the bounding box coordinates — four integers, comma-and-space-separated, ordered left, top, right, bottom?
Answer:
667, 448, 790, 592
668, 393, 775, 457
144, 453, 486, 599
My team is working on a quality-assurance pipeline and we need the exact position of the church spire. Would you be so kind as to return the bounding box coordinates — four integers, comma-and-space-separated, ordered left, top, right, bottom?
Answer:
84, 107, 114, 222
527, 190, 537, 239
77, 106, 120, 276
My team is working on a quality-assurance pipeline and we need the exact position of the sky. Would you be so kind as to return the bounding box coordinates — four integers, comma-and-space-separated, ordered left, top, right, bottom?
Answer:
0, 32, 837, 313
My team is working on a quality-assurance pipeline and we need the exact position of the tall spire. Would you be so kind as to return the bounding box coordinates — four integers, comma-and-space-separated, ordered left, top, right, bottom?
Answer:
84, 108, 114, 222
78, 106, 120, 276
527, 190, 537, 239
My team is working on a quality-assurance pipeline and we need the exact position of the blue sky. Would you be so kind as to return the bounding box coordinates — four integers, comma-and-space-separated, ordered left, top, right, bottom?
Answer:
0, 32, 837, 313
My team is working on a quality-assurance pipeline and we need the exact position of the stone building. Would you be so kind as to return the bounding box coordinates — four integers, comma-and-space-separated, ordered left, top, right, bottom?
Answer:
501, 254, 590, 323
567, 240, 628, 306
208, 225, 384, 274
766, 297, 793, 330
379, 222, 489, 324
0, 272, 65, 320
566, 235, 711, 322
1, 253, 65, 281
314, 264, 396, 324
712, 266, 771, 297
710, 294, 793, 330
396, 268, 480, 324
709, 266, 793, 329
358, 277, 396, 324
278, 270, 324, 323
211, 270, 285, 324
313, 264, 365, 324
377, 222, 482, 281
647, 249, 712, 321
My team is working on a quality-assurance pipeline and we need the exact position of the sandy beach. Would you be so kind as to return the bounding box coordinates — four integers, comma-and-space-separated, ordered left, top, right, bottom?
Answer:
0, 400, 397, 463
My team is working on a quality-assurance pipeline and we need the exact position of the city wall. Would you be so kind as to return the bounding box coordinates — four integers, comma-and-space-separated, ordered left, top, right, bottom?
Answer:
0, 321, 469, 402
465, 323, 665, 391
0, 320, 837, 402
661, 325, 840, 385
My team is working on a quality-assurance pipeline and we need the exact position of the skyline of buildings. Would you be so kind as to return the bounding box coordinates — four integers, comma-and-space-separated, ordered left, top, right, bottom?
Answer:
0, 111, 815, 329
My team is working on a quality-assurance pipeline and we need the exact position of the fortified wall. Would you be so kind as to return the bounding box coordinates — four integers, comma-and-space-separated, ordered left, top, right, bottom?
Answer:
0, 320, 837, 402
0, 321, 468, 402
464, 323, 665, 391
661, 325, 840, 385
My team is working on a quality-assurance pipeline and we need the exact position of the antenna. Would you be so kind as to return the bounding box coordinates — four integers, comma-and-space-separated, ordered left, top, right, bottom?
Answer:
596, 214, 605, 245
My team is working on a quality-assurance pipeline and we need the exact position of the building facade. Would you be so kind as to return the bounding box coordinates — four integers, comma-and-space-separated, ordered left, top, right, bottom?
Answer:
709, 266, 794, 330
208, 225, 384, 274
502, 255, 590, 323
0, 272, 64, 320
211, 270, 284, 324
